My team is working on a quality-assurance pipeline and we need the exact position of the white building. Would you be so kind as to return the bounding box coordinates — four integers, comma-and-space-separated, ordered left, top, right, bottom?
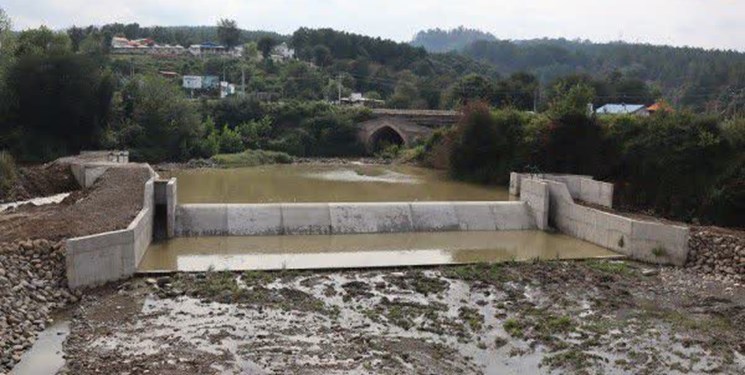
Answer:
270, 42, 295, 62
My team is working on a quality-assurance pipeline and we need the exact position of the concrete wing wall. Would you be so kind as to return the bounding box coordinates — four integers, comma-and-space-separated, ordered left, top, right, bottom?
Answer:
175, 201, 536, 237
66, 177, 156, 289
543, 180, 688, 266
510, 173, 613, 208
519, 179, 549, 230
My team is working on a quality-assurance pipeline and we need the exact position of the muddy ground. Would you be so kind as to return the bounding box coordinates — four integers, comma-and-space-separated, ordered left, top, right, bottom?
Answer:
0, 162, 78, 204
60, 260, 744, 375
0, 165, 151, 242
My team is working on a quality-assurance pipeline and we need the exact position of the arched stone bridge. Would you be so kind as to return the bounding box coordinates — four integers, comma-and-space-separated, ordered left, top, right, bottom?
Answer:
357, 109, 460, 151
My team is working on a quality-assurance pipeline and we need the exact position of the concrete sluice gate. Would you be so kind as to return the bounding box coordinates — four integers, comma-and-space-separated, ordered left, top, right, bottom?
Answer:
64, 162, 689, 288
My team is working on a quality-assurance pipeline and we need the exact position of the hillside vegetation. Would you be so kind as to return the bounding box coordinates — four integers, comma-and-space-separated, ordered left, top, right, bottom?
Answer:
411, 28, 744, 114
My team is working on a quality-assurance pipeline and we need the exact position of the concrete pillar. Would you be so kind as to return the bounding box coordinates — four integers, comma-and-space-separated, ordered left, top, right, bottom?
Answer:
166, 178, 177, 238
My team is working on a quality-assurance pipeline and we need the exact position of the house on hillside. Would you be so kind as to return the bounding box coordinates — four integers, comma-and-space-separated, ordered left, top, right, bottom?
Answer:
340, 93, 385, 108
110, 37, 186, 56
595, 104, 650, 117
188, 42, 229, 57
270, 42, 295, 62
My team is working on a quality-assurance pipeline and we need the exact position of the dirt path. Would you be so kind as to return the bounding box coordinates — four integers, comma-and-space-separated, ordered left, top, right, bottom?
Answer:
0, 165, 151, 242
60, 260, 744, 374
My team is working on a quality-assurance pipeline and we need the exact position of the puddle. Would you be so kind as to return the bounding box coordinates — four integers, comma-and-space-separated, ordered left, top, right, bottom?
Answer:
138, 231, 620, 272
0, 193, 71, 213
10, 317, 70, 375
161, 164, 510, 203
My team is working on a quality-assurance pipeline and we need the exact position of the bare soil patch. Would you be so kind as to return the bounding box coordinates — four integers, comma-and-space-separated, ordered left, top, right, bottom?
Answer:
0, 165, 151, 242
0, 162, 79, 204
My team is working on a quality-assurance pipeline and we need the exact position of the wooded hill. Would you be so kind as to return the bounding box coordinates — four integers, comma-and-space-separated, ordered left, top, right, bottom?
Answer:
412, 28, 745, 113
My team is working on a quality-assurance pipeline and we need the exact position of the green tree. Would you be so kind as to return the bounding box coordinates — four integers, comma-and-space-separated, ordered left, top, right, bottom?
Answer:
218, 124, 244, 153
67, 26, 86, 52
312, 44, 332, 67
258, 36, 277, 59
117, 75, 209, 161
388, 71, 423, 109
14, 26, 71, 57
2, 52, 113, 160
217, 19, 241, 49
447, 74, 495, 107
449, 102, 526, 184
242, 42, 260, 61
548, 82, 595, 118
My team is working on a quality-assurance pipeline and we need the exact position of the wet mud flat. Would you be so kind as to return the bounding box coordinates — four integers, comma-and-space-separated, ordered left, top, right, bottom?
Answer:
60, 260, 744, 375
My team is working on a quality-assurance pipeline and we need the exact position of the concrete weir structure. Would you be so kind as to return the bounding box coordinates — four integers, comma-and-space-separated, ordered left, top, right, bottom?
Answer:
61, 154, 689, 288
175, 202, 535, 237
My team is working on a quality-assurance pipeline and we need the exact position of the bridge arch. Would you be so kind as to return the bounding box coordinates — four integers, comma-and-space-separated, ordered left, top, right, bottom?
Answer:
368, 125, 406, 151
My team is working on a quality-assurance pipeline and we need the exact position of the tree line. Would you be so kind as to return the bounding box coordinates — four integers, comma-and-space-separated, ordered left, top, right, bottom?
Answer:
431, 84, 744, 227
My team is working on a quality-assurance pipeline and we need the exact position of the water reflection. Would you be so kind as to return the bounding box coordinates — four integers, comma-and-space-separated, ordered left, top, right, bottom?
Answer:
10, 317, 69, 375
139, 231, 619, 272
162, 164, 510, 203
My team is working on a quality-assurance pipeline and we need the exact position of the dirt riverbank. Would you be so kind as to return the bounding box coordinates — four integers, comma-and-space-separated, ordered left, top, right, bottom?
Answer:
0, 165, 151, 242
59, 261, 744, 375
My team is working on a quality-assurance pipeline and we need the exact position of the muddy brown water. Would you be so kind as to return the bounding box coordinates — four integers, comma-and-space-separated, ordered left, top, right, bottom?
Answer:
139, 231, 619, 272
147, 164, 619, 272
161, 164, 511, 203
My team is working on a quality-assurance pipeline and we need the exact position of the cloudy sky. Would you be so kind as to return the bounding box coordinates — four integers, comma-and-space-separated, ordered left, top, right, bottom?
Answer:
3, 0, 744, 51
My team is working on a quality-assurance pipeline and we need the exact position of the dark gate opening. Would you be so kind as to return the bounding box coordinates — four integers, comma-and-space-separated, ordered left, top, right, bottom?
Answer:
370, 126, 405, 152
153, 203, 168, 241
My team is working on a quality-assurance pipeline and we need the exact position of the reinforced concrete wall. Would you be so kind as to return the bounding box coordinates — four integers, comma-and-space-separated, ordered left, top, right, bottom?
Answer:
520, 179, 549, 230
530, 178, 688, 266
66, 175, 157, 289
510, 172, 613, 208
175, 201, 536, 237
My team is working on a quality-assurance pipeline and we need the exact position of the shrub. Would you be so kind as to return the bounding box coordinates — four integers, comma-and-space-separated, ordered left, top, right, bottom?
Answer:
449, 102, 526, 184
212, 149, 293, 167
218, 125, 244, 154
616, 112, 728, 221
0, 150, 17, 197
538, 112, 606, 176
419, 127, 455, 169
237, 116, 273, 149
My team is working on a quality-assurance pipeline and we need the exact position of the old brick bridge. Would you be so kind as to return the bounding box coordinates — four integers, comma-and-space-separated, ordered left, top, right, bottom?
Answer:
357, 109, 460, 151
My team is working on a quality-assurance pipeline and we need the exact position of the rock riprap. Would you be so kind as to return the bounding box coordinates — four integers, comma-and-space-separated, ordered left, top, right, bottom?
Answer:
687, 228, 745, 282
0, 239, 79, 371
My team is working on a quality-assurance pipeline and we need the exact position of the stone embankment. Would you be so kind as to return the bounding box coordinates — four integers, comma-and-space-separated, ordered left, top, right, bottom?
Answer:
0, 239, 79, 371
687, 227, 745, 283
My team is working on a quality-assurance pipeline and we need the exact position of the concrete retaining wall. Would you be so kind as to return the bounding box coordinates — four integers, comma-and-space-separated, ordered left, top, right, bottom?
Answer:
520, 179, 549, 230
66, 175, 157, 289
175, 201, 536, 237
510, 172, 613, 208
542, 179, 688, 265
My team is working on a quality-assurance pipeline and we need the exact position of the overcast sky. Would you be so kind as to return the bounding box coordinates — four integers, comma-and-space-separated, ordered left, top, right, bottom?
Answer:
3, 0, 744, 51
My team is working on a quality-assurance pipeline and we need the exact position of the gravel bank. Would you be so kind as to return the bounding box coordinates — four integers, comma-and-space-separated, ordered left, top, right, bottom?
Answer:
0, 239, 79, 371
687, 227, 745, 283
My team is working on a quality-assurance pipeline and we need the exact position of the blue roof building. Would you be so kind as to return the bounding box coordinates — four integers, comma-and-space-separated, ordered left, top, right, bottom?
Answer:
595, 104, 649, 116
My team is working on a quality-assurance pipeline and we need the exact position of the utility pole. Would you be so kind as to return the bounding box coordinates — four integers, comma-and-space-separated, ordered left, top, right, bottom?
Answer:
337, 73, 342, 104
533, 87, 539, 113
